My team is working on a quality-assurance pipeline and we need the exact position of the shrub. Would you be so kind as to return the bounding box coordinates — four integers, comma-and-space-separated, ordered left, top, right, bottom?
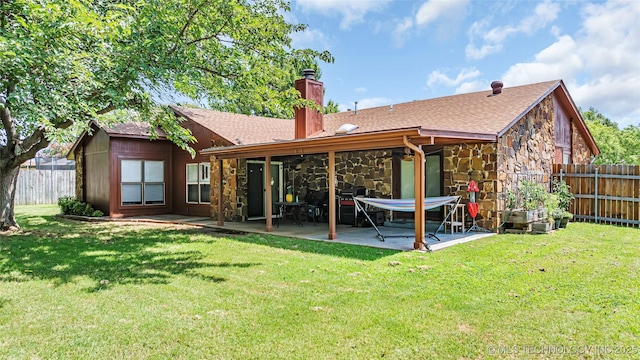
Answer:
91, 210, 104, 217
520, 180, 548, 210
552, 179, 574, 211
57, 196, 75, 215
57, 197, 103, 217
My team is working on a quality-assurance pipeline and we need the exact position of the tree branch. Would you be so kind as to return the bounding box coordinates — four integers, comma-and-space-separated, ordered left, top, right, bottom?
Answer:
168, 0, 209, 55
184, 15, 231, 47
0, 83, 17, 149
9, 135, 49, 168
194, 66, 234, 79
96, 103, 115, 115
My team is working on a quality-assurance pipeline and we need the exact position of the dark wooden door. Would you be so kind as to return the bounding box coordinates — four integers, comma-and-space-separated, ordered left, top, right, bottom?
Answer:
247, 163, 264, 217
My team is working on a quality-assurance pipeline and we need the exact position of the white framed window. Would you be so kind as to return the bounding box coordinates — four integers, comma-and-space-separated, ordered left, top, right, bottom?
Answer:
186, 162, 210, 204
121, 160, 165, 206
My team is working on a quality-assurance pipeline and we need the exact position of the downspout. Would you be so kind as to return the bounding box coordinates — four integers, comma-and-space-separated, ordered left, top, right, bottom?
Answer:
403, 136, 426, 250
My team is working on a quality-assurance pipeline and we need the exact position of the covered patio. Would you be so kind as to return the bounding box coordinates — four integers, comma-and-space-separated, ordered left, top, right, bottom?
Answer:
203, 128, 495, 251
115, 214, 495, 251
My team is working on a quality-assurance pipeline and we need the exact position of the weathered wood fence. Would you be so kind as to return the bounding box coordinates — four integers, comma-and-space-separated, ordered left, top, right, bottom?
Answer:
552, 164, 640, 227
15, 169, 76, 205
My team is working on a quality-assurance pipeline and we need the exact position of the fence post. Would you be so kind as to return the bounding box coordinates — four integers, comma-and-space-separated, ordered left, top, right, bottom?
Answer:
594, 167, 598, 223
560, 168, 563, 184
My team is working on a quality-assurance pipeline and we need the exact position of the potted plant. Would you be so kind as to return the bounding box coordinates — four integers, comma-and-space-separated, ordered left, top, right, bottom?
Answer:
553, 179, 574, 227
508, 180, 548, 223
551, 208, 564, 229
560, 211, 573, 228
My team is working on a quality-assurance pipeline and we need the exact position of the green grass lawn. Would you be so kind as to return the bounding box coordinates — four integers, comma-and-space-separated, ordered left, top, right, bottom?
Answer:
1, 205, 639, 359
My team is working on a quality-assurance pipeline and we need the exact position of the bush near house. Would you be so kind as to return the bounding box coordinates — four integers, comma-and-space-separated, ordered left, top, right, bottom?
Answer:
57, 196, 104, 217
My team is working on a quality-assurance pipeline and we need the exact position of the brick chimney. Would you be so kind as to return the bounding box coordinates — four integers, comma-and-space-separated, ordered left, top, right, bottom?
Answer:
294, 69, 324, 139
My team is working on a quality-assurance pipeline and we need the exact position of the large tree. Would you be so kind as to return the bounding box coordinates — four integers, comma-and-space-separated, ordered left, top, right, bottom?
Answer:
0, 0, 332, 230
583, 108, 640, 165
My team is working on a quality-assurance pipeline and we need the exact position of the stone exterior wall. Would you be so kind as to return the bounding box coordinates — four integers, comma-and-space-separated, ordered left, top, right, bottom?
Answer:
211, 158, 238, 221
334, 150, 393, 198
572, 122, 594, 164
443, 143, 498, 230
74, 148, 84, 201
496, 95, 556, 224
229, 150, 394, 221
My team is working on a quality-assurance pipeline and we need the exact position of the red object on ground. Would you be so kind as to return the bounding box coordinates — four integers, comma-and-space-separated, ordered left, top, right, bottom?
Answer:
467, 180, 479, 192
467, 202, 479, 218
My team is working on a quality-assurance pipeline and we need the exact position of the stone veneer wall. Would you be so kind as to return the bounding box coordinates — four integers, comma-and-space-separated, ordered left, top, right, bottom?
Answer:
496, 95, 556, 221
572, 122, 594, 164
74, 149, 84, 201
231, 150, 394, 220
443, 143, 498, 230
211, 158, 238, 221
334, 150, 393, 197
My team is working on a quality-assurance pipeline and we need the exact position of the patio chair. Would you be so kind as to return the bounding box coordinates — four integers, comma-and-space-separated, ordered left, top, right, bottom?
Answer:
273, 204, 284, 228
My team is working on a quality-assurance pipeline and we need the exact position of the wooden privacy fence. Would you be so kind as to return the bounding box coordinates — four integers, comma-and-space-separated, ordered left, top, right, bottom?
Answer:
15, 169, 75, 205
552, 164, 640, 227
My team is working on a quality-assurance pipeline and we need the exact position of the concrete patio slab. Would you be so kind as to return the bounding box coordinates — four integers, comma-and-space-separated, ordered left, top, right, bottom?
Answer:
113, 214, 495, 251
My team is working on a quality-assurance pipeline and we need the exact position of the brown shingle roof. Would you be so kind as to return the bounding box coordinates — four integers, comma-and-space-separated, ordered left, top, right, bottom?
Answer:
172, 80, 561, 144
103, 122, 167, 139
170, 106, 294, 145
319, 80, 559, 137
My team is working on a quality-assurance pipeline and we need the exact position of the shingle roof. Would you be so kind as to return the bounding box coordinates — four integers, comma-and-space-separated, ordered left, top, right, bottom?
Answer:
103, 122, 166, 139
170, 106, 294, 145
172, 80, 561, 144
318, 80, 559, 138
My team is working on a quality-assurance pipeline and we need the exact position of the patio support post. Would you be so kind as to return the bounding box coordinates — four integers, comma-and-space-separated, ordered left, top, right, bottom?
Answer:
404, 136, 426, 250
265, 155, 273, 232
328, 150, 337, 240
217, 158, 224, 226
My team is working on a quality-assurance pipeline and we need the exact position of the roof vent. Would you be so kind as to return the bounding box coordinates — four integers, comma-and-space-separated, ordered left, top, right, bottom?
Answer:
389, 104, 394, 111
335, 123, 359, 135
354, 101, 358, 115
302, 69, 315, 80
490, 80, 503, 96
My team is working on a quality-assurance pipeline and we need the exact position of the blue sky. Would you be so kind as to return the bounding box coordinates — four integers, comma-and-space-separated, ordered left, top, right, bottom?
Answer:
289, 0, 640, 128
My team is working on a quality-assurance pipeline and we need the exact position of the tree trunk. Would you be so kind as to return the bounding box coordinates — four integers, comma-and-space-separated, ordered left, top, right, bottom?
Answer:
0, 164, 20, 230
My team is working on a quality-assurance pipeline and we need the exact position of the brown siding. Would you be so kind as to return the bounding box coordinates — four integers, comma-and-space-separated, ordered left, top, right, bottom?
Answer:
171, 120, 222, 217
109, 138, 172, 217
84, 129, 111, 213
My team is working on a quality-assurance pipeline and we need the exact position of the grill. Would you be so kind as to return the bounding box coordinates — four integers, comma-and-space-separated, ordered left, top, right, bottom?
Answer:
339, 187, 367, 225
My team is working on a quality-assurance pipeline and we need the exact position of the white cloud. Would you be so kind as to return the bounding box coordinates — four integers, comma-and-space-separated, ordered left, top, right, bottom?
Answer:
466, 0, 560, 60
354, 87, 368, 93
392, 0, 468, 47
427, 68, 481, 88
295, 0, 391, 30
415, 0, 469, 26
502, 35, 583, 86
454, 81, 488, 95
392, 17, 413, 47
501, 0, 640, 127
290, 28, 330, 50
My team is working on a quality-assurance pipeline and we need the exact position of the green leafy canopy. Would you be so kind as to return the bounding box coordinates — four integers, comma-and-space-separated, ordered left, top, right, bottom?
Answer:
583, 108, 640, 165
0, 0, 333, 165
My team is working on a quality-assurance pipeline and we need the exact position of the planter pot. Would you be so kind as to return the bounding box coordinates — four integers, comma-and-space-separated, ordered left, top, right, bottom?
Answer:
532, 222, 552, 233
507, 209, 542, 224
554, 219, 561, 229
559, 217, 569, 228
